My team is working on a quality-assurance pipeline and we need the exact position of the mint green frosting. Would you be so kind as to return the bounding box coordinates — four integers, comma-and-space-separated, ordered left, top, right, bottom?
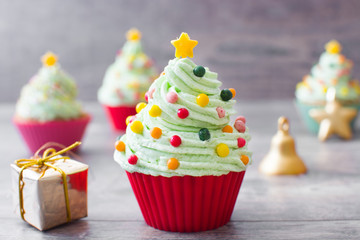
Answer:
296, 50, 360, 103
98, 39, 157, 106
15, 64, 84, 122
114, 58, 252, 177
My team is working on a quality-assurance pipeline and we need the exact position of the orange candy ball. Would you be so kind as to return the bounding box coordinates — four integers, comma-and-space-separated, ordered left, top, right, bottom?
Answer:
241, 155, 249, 165
115, 140, 125, 152
167, 158, 180, 170
150, 127, 162, 139
222, 125, 233, 133
229, 88, 236, 98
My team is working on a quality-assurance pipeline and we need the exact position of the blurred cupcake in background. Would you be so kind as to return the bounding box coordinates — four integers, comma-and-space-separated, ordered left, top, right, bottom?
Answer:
98, 28, 158, 131
295, 40, 360, 134
13, 52, 91, 153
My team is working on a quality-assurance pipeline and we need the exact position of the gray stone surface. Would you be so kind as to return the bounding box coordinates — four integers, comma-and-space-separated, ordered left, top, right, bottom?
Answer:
1, 0, 360, 102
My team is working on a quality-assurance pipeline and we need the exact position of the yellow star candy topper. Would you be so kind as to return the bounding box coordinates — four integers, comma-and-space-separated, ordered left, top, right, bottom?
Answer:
171, 32, 198, 58
41, 52, 58, 67
126, 28, 142, 41
325, 40, 342, 54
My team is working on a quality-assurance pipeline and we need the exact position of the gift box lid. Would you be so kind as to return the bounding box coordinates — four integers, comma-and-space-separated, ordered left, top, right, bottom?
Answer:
11, 157, 88, 180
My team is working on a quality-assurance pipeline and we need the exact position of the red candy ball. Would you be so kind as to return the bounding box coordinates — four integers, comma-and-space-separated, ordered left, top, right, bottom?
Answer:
234, 120, 246, 133
237, 138, 246, 148
235, 116, 246, 124
128, 154, 138, 165
177, 108, 189, 119
170, 135, 182, 147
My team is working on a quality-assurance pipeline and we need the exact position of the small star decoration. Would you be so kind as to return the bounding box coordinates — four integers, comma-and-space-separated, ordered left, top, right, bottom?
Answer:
126, 28, 142, 41
41, 52, 57, 67
171, 32, 198, 58
309, 88, 357, 141
325, 40, 342, 54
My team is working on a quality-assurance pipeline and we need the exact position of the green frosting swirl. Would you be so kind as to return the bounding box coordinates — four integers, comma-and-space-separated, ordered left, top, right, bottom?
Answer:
15, 64, 84, 122
114, 58, 252, 177
98, 38, 157, 106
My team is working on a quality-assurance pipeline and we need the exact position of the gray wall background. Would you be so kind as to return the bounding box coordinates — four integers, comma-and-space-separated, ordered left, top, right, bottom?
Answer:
1, 0, 360, 103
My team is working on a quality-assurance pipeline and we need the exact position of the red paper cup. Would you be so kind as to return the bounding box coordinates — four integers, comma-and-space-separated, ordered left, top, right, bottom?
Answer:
126, 171, 246, 232
102, 105, 137, 131
13, 114, 91, 154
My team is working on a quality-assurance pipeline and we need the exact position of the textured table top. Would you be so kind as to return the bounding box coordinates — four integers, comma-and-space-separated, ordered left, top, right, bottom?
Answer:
1, 100, 359, 239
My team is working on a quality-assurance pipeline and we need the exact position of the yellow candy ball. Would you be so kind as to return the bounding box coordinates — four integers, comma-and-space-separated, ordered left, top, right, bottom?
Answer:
149, 105, 162, 117
126, 116, 133, 126
130, 120, 143, 134
196, 94, 209, 107
136, 102, 147, 113
216, 143, 229, 157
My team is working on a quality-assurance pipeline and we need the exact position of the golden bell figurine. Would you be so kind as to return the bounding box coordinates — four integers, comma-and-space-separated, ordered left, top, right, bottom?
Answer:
259, 116, 307, 175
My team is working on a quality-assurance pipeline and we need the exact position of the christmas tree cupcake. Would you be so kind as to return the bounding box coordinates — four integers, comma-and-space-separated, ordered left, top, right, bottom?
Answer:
14, 52, 90, 153
295, 40, 360, 133
98, 28, 157, 131
114, 33, 252, 232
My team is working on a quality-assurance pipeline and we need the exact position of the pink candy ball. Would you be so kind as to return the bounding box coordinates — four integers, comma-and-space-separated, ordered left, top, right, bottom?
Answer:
234, 120, 246, 133
235, 116, 246, 124
216, 107, 225, 118
166, 91, 178, 103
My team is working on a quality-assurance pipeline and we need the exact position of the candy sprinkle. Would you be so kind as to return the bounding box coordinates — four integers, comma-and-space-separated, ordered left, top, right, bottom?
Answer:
167, 158, 180, 170
216, 107, 225, 118
237, 138, 246, 148
241, 155, 249, 165
220, 89, 233, 101
222, 125, 233, 133
136, 102, 147, 113
126, 115, 135, 125
149, 105, 162, 117
170, 135, 182, 147
177, 108, 189, 119
199, 128, 211, 141
193, 66, 206, 77
130, 120, 143, 134
234, 120, 246, 133
150, 127, 162, 139
166, 91, 178, 103
115, 140, 125, 152
128, 154, 138, 165
235, 116, 246, 124
216, 143, 229, 157
196, 94, 209, 107
229, 88, 236, 97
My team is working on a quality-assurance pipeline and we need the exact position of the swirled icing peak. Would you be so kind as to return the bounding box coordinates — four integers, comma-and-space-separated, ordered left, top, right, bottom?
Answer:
15, 52, 84, 122
296, 40, 360, 103
114, 33, 252, 177
98, 28, 157, 106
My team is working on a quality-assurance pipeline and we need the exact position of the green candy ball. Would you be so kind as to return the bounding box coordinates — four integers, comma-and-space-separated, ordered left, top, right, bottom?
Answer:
220, 89, 233, 101
199, 128, 211, 141
193, 66, 206, 77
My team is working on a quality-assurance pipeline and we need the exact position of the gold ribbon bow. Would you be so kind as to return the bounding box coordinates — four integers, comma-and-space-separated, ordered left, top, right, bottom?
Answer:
15, 141, 81, 222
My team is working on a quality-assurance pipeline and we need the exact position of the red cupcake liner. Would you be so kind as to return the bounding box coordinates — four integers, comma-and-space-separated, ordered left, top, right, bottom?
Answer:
126, 171, 246, 232
13, 114, 91, 154
102, 105, 137, 131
